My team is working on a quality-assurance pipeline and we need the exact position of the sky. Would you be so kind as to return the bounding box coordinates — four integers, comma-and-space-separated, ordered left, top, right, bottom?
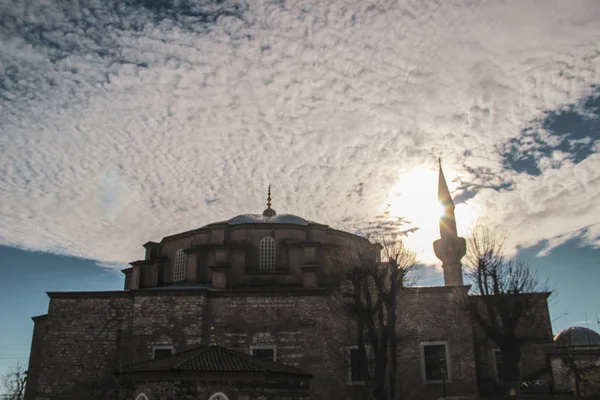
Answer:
1, 0, 600, 380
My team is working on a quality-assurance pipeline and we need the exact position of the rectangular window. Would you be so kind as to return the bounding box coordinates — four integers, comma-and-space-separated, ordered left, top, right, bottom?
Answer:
421, 342, 451, 383
259, 237, 276, 272
173, 249, 187, 282
493, 349, 509, 382
152, 346, 174, 360
347, 345, 372, 385
250, 345, 277, 362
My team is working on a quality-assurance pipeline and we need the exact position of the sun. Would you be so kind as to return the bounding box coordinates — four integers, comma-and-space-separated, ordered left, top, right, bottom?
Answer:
384, 165, 478, 264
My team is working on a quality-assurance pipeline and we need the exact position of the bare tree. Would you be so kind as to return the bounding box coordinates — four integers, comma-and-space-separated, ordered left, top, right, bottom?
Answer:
583, 367, 600, 397
458, 225, 551, 395
552, 343, 600, 397
1, 362, 27, 400
331, 236, 417, 400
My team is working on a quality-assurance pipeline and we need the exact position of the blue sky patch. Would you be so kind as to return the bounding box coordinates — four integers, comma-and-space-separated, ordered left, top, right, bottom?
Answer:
503, 86, 600, 176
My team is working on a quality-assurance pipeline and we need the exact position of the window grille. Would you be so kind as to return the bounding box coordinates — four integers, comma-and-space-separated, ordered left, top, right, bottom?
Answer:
422, 343, 449, 382
250, 345, 276, 362
173, 249, 186, 282
152, 346, 173, 360
347, 345, 372, 384
259, 237, 276, 272
349, 347, 363, 383
494, 349, 509, 382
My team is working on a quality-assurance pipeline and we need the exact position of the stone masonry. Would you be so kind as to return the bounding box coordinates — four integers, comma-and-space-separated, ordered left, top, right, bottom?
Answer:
25, 283, 504, 400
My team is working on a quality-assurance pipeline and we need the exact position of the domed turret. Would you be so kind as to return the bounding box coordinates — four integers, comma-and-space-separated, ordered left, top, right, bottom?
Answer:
554, 326, 600, 347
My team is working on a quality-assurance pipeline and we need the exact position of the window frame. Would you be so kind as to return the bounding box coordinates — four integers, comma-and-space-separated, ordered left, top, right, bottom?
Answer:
492, 348, 507, 382
173, 249, 187, 282
347, 344, 373, 386
152, 345, 174, 360
259, 237, 276, 272
249, 344, 277, 362
420, 341, 452, 384
208, 393, 229, 400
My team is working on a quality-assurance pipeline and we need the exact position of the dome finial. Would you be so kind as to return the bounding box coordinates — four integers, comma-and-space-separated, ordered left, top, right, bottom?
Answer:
263, 185, 276, 217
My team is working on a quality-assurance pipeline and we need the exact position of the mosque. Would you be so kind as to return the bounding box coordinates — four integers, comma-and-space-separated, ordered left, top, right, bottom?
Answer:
23, 164, 599, 400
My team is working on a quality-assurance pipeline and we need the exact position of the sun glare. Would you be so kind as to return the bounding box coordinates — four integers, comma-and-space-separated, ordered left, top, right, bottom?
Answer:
384, 165, 478, 264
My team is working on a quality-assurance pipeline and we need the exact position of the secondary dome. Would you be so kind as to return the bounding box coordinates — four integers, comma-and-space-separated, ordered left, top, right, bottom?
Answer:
554, 326, 600, 347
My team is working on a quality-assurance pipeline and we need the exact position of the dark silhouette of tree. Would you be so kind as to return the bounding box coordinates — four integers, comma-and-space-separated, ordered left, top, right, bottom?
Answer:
458, 225, 551, 396
331, 236, 417, 400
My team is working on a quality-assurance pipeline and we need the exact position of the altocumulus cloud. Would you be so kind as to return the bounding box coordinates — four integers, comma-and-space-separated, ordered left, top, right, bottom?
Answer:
0, 0, 600, 265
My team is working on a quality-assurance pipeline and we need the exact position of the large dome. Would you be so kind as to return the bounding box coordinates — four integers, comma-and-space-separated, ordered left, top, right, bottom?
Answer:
208, 187, 317, 226
554, 326, 600, 347
225, 213, 312, 226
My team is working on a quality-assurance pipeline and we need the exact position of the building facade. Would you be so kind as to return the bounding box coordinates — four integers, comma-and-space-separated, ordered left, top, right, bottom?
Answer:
24, 173, 555, 400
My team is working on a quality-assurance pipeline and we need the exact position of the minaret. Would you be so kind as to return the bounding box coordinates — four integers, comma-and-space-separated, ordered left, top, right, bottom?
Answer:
433, 159, 466, 286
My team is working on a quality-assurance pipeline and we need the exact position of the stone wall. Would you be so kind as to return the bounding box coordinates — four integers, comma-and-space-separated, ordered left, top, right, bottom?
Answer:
396, 287, 479, 399
27, 286, 552, 400
209, 290, 352, 400
130, 292, 208, 361
24, 315, 47, 400
120, 380, 310, 400
206, 286, 480, 400
125, 223, 376, 291
34, 293, 133, 398
30, 290, 335, 399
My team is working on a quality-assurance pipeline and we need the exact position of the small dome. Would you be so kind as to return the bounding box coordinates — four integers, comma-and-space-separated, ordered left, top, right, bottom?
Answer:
554, 326, 600, 347
263, 207, 277, 217
226, 213, 311, 226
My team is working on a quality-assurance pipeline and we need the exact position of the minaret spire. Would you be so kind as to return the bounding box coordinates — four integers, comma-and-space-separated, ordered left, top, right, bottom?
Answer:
438, 157, 453, 205
433, 159, 466, 286
438, 157, 457, 238
267, 185, 272, 208
262, 185, 277, 217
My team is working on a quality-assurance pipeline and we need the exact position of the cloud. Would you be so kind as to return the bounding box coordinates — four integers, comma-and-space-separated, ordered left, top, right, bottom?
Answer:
1, 0, 600, 266
572, 320, 599, 327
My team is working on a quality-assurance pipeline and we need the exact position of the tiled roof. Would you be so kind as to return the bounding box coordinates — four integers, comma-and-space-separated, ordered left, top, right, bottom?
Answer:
122, 345, 310, 377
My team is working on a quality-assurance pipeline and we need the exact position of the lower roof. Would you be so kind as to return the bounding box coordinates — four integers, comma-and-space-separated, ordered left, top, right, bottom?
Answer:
46, 284, 479, 299
122, 345, 311, 378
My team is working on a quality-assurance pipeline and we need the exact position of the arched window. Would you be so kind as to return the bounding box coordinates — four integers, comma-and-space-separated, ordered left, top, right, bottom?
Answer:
173, 249, 186, 282
134, 394, 149, 400
208, 393, 229, 400
259, 237, 276, 272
